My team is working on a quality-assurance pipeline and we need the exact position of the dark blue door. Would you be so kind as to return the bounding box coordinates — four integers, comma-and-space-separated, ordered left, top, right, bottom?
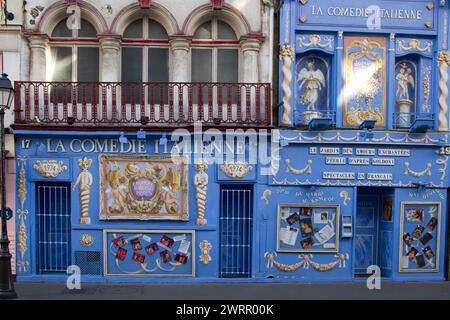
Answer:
220, 185, 253, 278
36, 183, 71, 273
355, 195, 379, 274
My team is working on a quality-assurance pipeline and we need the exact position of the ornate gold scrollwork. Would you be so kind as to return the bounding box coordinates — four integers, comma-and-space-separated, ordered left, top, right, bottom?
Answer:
80, 234, 94, 247
298, 34, 333, 49
264, 252, 349, 272
285, 159, 312, 175
33, 160, 68, 178
199, 240, 212, 265
397, 39, 432, 53
220, 162, 253, 178
261, 189, 272, 205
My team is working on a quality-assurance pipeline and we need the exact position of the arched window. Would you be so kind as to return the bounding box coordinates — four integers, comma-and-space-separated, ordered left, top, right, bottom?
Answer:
48, 18, 99, 83
121, 18, 169, 104
191, 19, 239, 83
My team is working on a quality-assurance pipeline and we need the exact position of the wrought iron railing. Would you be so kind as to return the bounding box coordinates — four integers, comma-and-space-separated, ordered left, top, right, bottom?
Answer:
393, 112, 434, 129
13, 81, 272, 128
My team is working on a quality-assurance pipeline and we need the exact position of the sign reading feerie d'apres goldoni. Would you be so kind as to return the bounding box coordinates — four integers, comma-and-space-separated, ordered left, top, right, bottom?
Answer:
298, 0, 434, 30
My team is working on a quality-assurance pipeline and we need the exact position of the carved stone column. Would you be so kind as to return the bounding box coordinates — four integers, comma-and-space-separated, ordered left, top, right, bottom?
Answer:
28, 35, 48, 81
438, 51, 450, 131
279, 45, 295, 127
99, 36, 121, 82
240, 38, 261, 83
170, 37, 191, 82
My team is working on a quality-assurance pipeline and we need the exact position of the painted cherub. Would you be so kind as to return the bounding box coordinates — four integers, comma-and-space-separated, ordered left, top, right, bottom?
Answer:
106, 164, 127, 214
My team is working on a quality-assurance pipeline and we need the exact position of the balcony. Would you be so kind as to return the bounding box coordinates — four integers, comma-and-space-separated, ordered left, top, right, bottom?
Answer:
13, 82, 272, 130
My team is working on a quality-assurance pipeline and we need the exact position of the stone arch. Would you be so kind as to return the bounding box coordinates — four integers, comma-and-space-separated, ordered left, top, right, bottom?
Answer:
182, 3, 252, 38
110, 2, 179, 36
36, 0, 108, 36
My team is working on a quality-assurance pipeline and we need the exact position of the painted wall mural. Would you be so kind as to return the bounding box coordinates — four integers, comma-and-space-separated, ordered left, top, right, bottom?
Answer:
399, 202, 440, 272
104, 230, 195, 276
99, 155, 189, 221
343, 37, 387, 127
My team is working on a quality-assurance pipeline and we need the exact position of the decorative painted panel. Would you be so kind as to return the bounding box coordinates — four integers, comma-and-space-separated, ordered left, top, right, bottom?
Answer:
99, 155, 189, 221
399, 202, 440, 272
104, 230, 195, 277
29, 158, 71, 181
296, 34, 335, 53
277, 204, 339, 252
343, 36, 387, 127
396, 38, 433, 57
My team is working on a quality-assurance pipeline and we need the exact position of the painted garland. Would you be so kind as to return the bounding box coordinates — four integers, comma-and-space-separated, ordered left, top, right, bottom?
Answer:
264, 252, 349, 272
285, 159, 312, 175
404, 162, 432, 177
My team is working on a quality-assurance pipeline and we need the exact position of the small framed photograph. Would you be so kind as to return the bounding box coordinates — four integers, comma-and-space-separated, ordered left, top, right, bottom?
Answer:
130, 238, 142, 251
116, 247, 127, 261
300, 207, 312, 217
160, 235, 174, 248
426, 217, 437, 232
423, 246, 434, 259
407, 209, 424, 222
406, 247, 418, 260
160, 250, 172, 264
175, 253, 188, 264
415, 254, 426, 268
300, 237, 314, 248
412, 225, 425, 239
132, 252, 146, 264
112, 236, 126, 248
420, 232, 433, 245
403, 233, 414, 246
145, 243, 160, 255
299, 218, 314, 237
286, 213, 300, 225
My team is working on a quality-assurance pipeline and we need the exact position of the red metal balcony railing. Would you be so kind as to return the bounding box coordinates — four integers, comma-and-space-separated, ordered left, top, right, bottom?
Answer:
13, 81, 272, 128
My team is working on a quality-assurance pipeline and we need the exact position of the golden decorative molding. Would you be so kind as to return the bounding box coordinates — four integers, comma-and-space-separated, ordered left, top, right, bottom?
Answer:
80, 234, 94, 247
404, 162, 432, 177
298, 34, 333, 49
423, 66, 431, 112
285, 159, 312, 175
261, 189, 272, 205
17, 209, 29, 273
199, 240, 212, 265
264, 252, 349, 272
220, 162, 253, 178
280, 45, 295, 127
194, 159, 209, 226
33, 160, 68, 178
17, 156, 27, 210
397, 39, 432, 53
73, 157, 93, 225
438, 51, 450, 131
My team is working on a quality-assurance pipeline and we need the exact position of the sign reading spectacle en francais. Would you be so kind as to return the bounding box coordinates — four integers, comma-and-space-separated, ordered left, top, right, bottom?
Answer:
298, 0, 435, 31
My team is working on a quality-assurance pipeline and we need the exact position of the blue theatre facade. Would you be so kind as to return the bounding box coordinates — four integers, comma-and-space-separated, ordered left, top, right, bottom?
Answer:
10, 0, 450, 283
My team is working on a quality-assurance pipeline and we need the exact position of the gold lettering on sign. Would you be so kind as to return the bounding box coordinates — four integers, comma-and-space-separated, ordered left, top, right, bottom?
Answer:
33, 160, 68, 178
220, 162, 253, 178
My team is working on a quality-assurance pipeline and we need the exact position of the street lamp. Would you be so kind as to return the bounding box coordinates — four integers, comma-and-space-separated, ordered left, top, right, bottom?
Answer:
0, 73, 17, 299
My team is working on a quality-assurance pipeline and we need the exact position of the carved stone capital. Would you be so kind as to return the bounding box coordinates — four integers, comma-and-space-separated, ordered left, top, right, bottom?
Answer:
169, 37, 192, 52
240, 38, 261, 53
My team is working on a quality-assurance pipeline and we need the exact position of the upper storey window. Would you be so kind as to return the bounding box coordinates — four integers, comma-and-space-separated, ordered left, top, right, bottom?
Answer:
48, 19, 99, 83
191, 19, 239, 83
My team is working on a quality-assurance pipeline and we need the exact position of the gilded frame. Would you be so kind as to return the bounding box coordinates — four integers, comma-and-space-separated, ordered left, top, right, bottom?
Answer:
99, 154, 189, 221
277, 204, 340, 253
398, 201, 440, 273
103, 229, 196, 277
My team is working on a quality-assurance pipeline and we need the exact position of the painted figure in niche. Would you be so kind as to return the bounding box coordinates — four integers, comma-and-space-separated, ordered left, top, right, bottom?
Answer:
297, 60, 326, 111
396, 64, 414, 100
395, 61, 416, 127
162, 168, 181, 215
105, 163, 128, 214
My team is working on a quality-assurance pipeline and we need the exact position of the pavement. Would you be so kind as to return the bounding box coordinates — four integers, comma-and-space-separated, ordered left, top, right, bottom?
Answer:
9, 281, 450, 300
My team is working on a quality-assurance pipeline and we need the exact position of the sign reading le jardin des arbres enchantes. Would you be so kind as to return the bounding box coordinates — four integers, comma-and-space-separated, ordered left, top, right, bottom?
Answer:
298, 0, 435, 30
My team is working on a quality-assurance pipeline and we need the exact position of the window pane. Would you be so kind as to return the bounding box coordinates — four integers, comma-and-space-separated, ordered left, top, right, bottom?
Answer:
77, 47, 99, 102
49, 47, 72, 81
124, 19, 143, 39
51, 19, 72, 38
122, 47, 143, 103
149, 20, 168, 39
192, 49, 212, 82
217, 21, 237, 40
49, 47, 72, 103
193, 21, 212, 39
78, 19, 97, 38
149, 48, 169, 105
218, 49, 238, 82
